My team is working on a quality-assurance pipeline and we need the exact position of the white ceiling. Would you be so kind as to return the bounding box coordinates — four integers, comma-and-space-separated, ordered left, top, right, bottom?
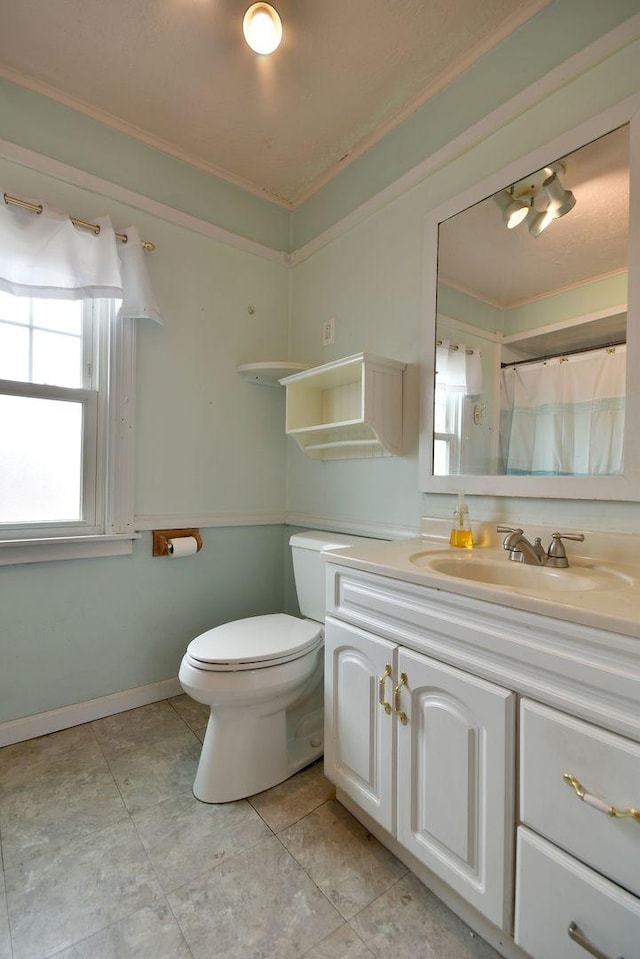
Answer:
0, 0, 550, 207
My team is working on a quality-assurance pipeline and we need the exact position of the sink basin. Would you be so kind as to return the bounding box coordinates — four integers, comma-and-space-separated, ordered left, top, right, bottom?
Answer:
408, 549, 634, 594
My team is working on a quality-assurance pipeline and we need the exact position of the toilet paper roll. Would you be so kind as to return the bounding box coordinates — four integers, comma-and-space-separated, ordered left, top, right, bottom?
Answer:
168, 536, 199, 558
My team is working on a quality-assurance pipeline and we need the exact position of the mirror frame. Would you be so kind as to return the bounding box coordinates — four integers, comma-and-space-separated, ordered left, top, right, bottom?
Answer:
419, 97, 640, 500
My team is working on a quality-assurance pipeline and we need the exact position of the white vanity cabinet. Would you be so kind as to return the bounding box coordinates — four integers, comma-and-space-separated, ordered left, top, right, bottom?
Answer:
323, 557, 640, 959
514, 700, 640, 959
324, 616, 515, 929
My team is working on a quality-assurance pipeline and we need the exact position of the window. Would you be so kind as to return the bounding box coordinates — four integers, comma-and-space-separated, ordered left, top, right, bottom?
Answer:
433, 339, 482, 476
433, 383, 463, 475
0, 292, 136, 564
0, 195, 160, 562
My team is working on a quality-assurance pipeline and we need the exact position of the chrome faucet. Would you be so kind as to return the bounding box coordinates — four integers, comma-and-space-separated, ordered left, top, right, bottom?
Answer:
498, 527, 545, 565
497, 526, 585, 567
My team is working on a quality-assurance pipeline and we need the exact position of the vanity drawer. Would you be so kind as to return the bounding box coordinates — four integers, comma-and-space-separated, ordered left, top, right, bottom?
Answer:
520, 699, 640, 896
515, 828, 640, 959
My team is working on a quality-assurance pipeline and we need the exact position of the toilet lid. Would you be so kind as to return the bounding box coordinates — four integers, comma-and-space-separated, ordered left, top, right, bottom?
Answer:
185, 613, 323, 671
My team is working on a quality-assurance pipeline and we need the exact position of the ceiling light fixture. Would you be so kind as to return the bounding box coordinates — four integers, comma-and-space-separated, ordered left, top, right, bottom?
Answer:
243, 3, 283, 55
494, 191, 529, 229
496, 163, 577, 238
542, 173, 577, 219
503, 196, 529, 229
527, 207, 554, 238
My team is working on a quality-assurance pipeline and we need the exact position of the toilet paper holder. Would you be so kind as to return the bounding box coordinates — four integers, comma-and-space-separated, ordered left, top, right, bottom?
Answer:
152, 528, 203, 557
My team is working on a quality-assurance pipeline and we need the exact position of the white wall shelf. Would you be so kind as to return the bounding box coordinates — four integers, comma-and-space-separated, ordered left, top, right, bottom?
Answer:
237, 361, 309, 387
500, 304, 627, 359
279, 352, 406, 460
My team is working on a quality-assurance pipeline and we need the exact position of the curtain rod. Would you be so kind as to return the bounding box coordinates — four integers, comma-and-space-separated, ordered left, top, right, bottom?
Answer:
436, 339, 475, 356
501, 339, 626, 369
2, 192, 156, 251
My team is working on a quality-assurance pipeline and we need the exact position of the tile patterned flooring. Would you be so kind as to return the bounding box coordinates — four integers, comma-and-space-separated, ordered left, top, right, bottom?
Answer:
0, 698, 501, 959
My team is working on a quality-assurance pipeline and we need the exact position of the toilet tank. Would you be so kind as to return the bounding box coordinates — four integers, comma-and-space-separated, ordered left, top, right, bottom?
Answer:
290, 530, 380, 622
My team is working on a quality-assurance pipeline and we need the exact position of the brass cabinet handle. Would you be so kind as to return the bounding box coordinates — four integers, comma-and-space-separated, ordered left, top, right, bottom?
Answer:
394, 672, 408, 726
378, 664, 392, 715
563, 773, 640, 823
568, 921, 624, 959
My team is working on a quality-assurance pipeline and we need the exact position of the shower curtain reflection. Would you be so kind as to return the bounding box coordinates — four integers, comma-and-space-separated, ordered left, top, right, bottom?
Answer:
500, 346, 626, 476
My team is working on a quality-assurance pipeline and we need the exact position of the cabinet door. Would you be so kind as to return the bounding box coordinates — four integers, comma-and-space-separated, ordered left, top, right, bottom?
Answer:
396, 648, 515, 929
324, 616, 395, 832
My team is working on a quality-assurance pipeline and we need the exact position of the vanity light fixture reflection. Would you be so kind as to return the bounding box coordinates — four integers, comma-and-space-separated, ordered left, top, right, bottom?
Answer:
494, 191, 529, 229
495, 163, 577, 238
527, 206, 554, 237
543, 172, 577, 219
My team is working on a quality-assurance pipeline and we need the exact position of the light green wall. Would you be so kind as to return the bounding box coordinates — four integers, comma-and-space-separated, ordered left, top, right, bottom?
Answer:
287, 29, 640, 535
133, 216, 290, 517
437, 285, 504, 334
3, 1, 640, 727
0, 79, 291, 251
0, 156, 291, 725
287, 196, 424, 528
437, 273, 627, 339
0, 526, 286, 725
504, 273, 628, 335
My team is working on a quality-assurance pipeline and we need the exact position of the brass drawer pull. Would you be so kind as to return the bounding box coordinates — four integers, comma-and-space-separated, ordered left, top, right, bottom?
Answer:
394, 672, 408, 726
568, 921, 624, 959
378, 664, 392, 715
563, 773, 640, 823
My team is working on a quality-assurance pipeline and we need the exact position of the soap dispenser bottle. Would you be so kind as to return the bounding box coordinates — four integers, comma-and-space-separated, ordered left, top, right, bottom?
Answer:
450, 491, 473, 548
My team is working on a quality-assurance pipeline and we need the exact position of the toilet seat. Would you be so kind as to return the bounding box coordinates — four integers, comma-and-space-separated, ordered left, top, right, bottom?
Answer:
185, 613, 323, 671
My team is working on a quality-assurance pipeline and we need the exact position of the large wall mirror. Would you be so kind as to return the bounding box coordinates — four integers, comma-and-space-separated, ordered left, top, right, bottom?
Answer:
420, 105, 640, 500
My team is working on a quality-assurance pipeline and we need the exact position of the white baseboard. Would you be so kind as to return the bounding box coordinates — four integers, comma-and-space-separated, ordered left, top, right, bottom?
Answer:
0, 677, 183, 748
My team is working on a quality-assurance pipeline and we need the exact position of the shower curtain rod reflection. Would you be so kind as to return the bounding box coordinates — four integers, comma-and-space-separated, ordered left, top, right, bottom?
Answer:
2, 192, 156, 251
501, 339, 626, 369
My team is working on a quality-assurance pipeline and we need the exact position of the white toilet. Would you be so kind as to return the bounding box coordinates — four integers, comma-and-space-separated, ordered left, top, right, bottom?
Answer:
178, 530, 372, 803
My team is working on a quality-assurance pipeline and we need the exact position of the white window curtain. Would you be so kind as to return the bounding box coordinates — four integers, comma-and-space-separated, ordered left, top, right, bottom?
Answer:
500, 346, 625, 476
434, 339, 482, 476
0, 198, 162, 323
435, 339, 482, 394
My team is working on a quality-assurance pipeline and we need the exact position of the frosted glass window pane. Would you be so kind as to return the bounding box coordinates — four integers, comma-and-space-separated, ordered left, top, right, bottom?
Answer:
434, 439, 449, 476
33, 330, 83, 388
434, 386, 446, 432
33, 299, 82, 335
0, 290, 29, 324
0, 323, 29, 381
0, 394, 82, 523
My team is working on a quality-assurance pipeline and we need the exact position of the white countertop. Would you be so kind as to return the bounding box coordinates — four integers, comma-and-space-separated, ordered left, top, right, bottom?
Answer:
322, 530, 640, 640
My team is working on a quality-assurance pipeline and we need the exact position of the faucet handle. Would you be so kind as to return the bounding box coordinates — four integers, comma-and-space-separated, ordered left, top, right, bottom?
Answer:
550, 531, 585, 547
547, 531, 585, 568
497, 525, 522, 535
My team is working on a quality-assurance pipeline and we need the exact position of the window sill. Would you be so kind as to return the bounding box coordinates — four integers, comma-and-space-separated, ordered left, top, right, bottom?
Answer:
0, 533, 140, 566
